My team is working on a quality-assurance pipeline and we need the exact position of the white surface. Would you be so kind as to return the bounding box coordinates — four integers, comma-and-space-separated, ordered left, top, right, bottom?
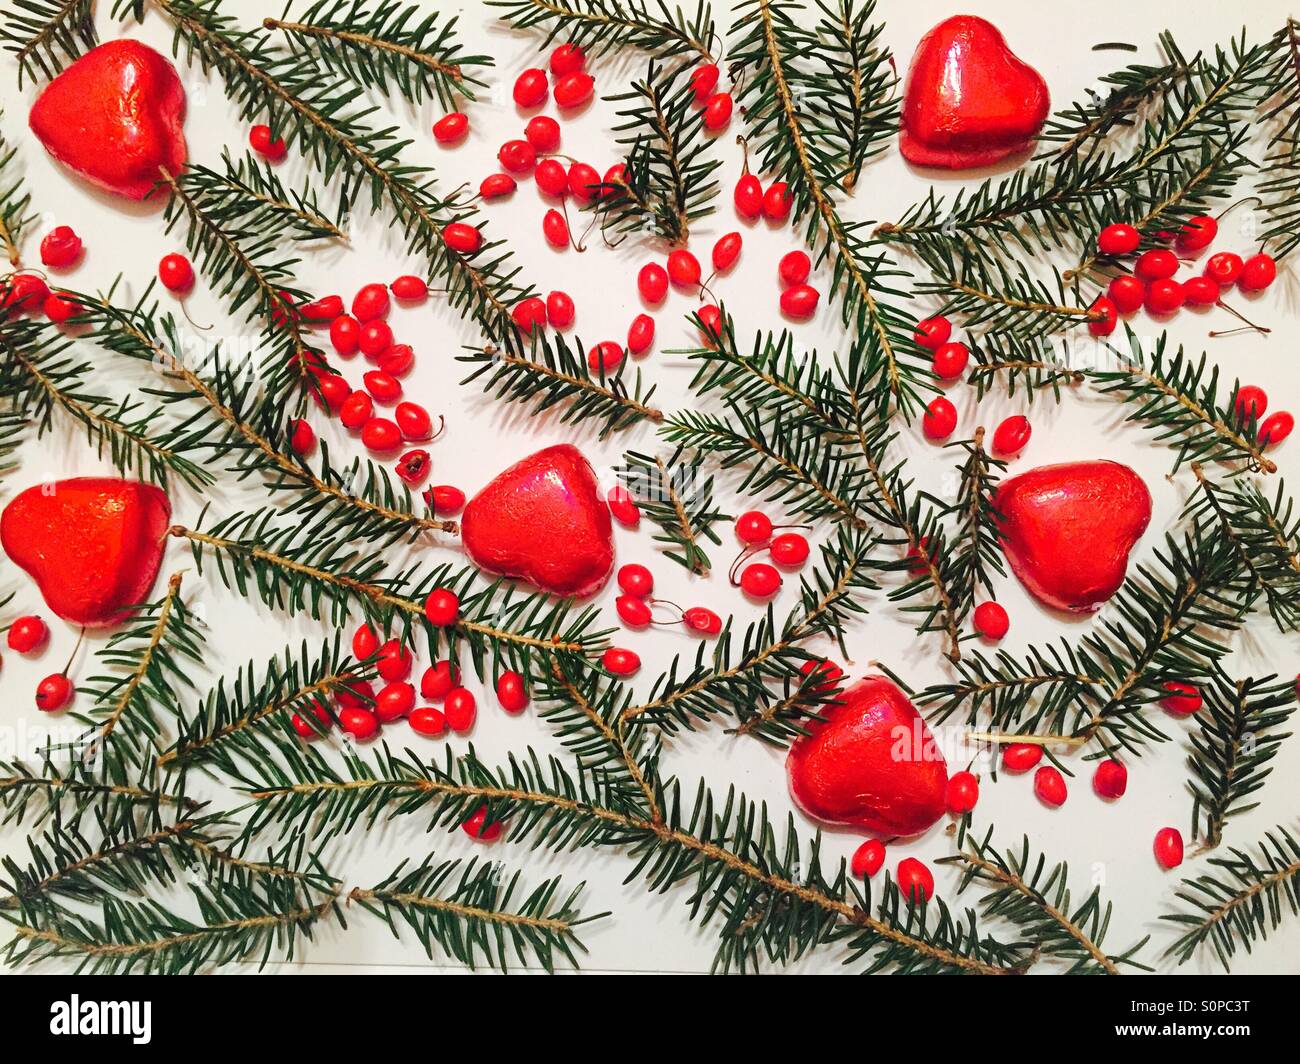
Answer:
1, 0, 1297, 975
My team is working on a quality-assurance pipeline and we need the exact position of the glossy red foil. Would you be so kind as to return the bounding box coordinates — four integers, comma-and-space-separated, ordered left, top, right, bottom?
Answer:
1, 478, 171, 627
460, 444, 614, 598
995, 460, 1152, 612
787, 676, 948, 837
29, 39, 188, 201
900, 15, 1048, 170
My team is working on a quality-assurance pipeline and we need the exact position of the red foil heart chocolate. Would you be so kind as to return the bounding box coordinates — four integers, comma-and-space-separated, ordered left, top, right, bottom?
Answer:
460, 444, 614, 597
1, 478, 171, 627
29, 39, 187, 201
900, 15, 1049, 170
995, 460, 1151, 613
787, 676, 948, 837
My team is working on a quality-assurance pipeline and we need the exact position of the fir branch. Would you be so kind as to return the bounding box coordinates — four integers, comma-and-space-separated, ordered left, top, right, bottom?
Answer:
0, 0, 96, 86
0, 757, 200, 830
0, 118, 33, 265
188, 150, 348, 242
1186, 668, 1295, 850
616, 446, 727, 575
1163, 824, 1300, 971
458, 336, 662, 439
1257, 19, 1300, 258
933, 429, 1006, 619
265, 0, 490, 108
350, 856, 599, 972
966, 334, 1084, 403
487, 0, 716, 62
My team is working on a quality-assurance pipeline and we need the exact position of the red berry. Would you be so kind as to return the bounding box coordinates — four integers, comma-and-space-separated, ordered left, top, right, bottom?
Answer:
289, 418, 316, 455
734, 173, 763, 219
329, 314, 360, 355
800, 658, 844, 691
426, 484, 466, 515
553, 71, 594, 109
394, 401, 434, 441
480, 172, 517, 200
512, 296, 548, 333
249, 124, 287, 160
1183, 275, 1220, 307
543, 208, 570, 248
762, 182, 792, 221
1135, 248, 1178, 281
1108, 274, 1144, 314
606, 485, 640, 527
424, 588, 459, 626
1239, 253, 1277, 292
1260, 411, 1294, 446
432, 112, 468, 144
1235, 384, 1268, 421
1001, 743, 1041, 772
461, 804, 502, 840
1034, 765, 1068, 807
300, 294, 344, 321
1144, 278, 1185, 314
735, 510, 772, 543
973, 601, 1009, 640
922, 396, 957, 440
1176, 215, 1217, 251
627, 313, 655, 355
638, 263, 669, 304
546, 290, 575, 328
360, 417, 401, 452
352, 623, 380, 660
896, 858, 934, 903
375, 639, 412, 682
780, 283, 819, 319
421, 660, 460, 700
535, 158, 569, 197
851, 839, 886, 879
312, 373, 350, 414
778, 250, 810, 287
43, 291, 81, 323
740, 562, 781, 598
549, 43, 585, 76
496, 671, 529, 714
769, 532, 809, 567
602, 647, 641, 676
932, 341, 969, 380
378, 344, 415, 378
334, 676, 375, 710
1205, 251, 1244, 286
1160, 680, 1202, 715
443, 222, 483, 254
914, 315, 951, 350
2, 272, 48, 312
690, 63, 720, 102
1154, 827, 1184, 869
1087, 294, 1118, 336
667, 249, 702, 287
697, 303, 723, 343
7, 615, 48, 654
712, 231, 742, 272
513, 68, 548, 108
359, 320, 393, 358
616, 594, 652, 628
702, 92, 733, 130
375, 681, 415, 722
1097, 223, 1141, 256
618, 563, 654, 597
992, 414, 1031, 457
945, 771, 979, 814
36, 673, 73, 711
40, 225, 82, 268
291, 699, 333, 739
340, 391, 374, 431
498, 138, 536, 174
1093, 759, 1128, 799
601, 163, 626, 194
409, 705, 448, 736
588, 341, 624, 375
905, 538, 933, 576
444, 687, 477, 733
525, 115, 561, 152
158, 253, 194, 294
352, 283, 390, 322
339, 707, 380, 740
364, 370, 402, 404
683, 606, 722, 636
567, 162, 602, 202
395, 448, 430, 485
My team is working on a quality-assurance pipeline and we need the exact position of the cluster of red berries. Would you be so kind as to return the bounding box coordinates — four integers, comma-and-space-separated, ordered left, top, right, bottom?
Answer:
0, 614, 75, 712
849, 841, 936, 904
0, 224, 88, 322
730, 510, 810, 598
613, 562, 723, 637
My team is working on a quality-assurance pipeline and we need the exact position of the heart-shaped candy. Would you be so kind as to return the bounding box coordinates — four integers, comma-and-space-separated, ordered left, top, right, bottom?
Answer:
787, 676, 948, 837
1, 478, 171, 627
995, 460, 1151, 612
460, 444, 614, 597
899, 15, 1049, 170
29, 39, 187, 201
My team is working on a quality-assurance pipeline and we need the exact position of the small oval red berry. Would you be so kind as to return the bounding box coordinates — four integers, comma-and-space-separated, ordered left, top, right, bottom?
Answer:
1144, 278, 1185, 314
1239, 253, 1277, 292
7, 616, 48, 654
932, 341, 969, 380
762, 182, 791, 221
922, 396, 957, 440
1176, 215, 1217, 251
300, 294, 344, 322
618, 564, 654, 597
769, 532, 809, 567
740, 562, 781, 598
1001, 743, 1042, 772
339, 707, 380, 740
513, 68, 548, 108
627, 313, 655, 355
1135, 248, 1178, 281
683, 606, 722, 636
364, 370, 402, 404
697, 303, 723, 343
546, 290, 575, 328
602, 647, 641, 676
352, 282, 391, 322
851, 839, 885, 879
36, 674, 73, 711
712, 232, 742, 273
339, 390, 374, 431
992, 414, 1032, 457
1183, 275, 1220, 307
601, 163, 626, 195
588, 340, 624, 374
43, 291, 81, 323
442, 222, 483, 254
1034, 765, 1068, 807
607, 485, 640, 527
512, 296, 548, 333
461, 804, 501, 840
158, 253, 195, 293
378, 343, 415, 378
394, 401, 434, 441
421, 660, 460, 700
616, 594, 652, 628
426, 484, 466, 515
1093, 759, 1128, 799
735, 510, 772, 544
375, 639, 412, 682
667, 249, 702, 287
1260, 411, 1294, 446
1160, 680, 1202, 715
1205, 251, 1244, 286
375, 681, 416, 722
329, 314, 360, 356
973, 601, 1009, 640
395, 448, 430, 485
524, 114, 561, 152
780, 283, 819, 319
358, 320, 393, 358
289, 418, 316, 455
360, 417, 401, 452
352, 623, 380, 661
3, 272, 48, 311
549, 42, 585, 76
424, 588, 459, 626
638, 262, 669, 304
945, 771, 979, 814
432, 112, 468, 144
914, 315, 951, 350
734, 173, 763, 219
409, 705, 448, 736
535, 158, 569, 197
1235, 384, 1268, 421
334, 676, 375, 710
249, 124, 287, 160
1096, 223, 1141, 256
702, 92, 732, 130
444, 687, 477, 733
1154, 827, 1184, 869
1087, 295, 1118, 336
543, 208, 569, 248
800, 658, 844, 690
553, 71, 594, 109
479, 172, 517, 199
312, 373, 350, 414
567, 162, 602, 202
40, 226, 82, 268
496, 671, 529, 714
778, 250, 810, 287
1108, 274, 1144, 314
690, 63, 720, 101
896, 858, 933, 903
291, 699, 333, 739
498, 138, 536, 174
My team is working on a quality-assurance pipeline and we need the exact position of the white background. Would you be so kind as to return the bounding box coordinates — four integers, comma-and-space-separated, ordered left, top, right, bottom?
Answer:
1, 0, 1297, 974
